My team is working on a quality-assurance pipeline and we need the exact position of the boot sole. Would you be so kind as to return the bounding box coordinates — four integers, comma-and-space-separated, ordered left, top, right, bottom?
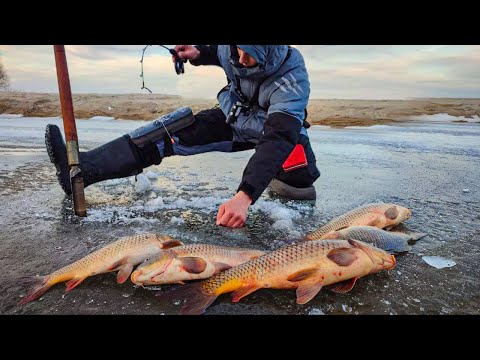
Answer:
45, 124, 72, 195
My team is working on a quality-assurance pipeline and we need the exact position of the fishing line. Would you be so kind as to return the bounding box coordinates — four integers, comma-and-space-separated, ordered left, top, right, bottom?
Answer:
140, 45, 186, 93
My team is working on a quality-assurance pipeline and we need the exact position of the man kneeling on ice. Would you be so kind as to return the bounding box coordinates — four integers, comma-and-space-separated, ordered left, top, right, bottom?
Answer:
45, 45, 320, 228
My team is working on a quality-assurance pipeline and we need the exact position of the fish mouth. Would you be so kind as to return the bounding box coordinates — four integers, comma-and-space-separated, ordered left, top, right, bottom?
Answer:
349, 239, 397, 270
404, 208, 412, 219
385, 255, 397, 270
130, 270, 142, 284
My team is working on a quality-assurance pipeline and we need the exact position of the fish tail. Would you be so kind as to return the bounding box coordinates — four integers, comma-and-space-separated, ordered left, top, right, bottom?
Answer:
156, 283, 218, 315
18, 276, 51, 305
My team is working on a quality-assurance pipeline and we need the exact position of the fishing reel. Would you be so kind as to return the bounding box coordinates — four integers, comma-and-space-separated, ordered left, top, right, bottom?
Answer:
168, 48, 188, 75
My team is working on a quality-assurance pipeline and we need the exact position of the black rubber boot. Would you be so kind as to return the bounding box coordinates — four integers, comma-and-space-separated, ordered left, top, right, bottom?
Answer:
45, 108, 195, 195
45, 124, 151, 195
268, 178, 317, 201
45, 124, 73, 195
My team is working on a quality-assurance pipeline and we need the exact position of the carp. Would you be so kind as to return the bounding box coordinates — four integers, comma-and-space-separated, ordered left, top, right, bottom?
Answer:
131, 244, 265, 286
156, 239, 396, 315
305, 203, 412, 240
19, 234, 183, 305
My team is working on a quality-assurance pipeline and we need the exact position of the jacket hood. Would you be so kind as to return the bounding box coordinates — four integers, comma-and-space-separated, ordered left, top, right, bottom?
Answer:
229, 45, 289, 79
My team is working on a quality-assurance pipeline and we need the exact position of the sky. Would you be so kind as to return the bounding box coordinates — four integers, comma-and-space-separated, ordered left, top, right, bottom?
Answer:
1, 45, 479, 99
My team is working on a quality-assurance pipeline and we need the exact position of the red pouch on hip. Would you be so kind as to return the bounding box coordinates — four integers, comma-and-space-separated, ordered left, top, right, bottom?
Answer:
282, 144, 308, 172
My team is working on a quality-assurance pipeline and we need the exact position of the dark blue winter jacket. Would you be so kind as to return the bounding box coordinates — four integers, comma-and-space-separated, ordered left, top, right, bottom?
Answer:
190, 45, 311, 203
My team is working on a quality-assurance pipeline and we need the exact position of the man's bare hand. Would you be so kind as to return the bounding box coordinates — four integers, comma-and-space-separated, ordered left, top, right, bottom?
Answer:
216, 191, 253, 228
173, 45, 200, 62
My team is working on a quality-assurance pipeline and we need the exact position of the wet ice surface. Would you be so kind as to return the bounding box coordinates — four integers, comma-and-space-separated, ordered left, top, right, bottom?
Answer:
0, 115, 479, 315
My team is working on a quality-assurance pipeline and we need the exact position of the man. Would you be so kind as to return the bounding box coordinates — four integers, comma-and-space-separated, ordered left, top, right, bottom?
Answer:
45, 45, 320, 228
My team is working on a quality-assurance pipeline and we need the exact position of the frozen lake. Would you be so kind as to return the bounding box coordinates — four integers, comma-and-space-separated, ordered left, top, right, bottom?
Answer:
0, 114, 479, 315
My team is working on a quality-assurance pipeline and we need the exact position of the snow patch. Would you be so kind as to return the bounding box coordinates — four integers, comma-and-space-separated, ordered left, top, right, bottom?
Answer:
102, 178, 130, 187
0, 114, 24, 118
407, 113, 480, 123
170, 216, 185, 225
308, 308, 325, 315
134, 174, 152, 193
253, 199, 301, 222
144, 196, 165, 210
145, 171, 160, 179
89, 116, 116, 121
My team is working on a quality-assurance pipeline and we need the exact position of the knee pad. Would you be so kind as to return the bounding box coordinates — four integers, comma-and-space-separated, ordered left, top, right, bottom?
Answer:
129, 107, 196, 163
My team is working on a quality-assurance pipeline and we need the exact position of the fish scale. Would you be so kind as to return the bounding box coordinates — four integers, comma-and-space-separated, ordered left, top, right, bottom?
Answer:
171, 244, 263, 260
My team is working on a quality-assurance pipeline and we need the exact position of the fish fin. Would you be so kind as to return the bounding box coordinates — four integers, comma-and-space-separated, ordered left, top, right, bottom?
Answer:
231, 285, 260, 302
213, 262, 232, 273
159, 236, 184, 249
287, 268, 319, 282
378, 239, 412, 253
116, 264, 134, 284
330, 277, 358, 294
319, 231, 342, 240
156, 283, 217, 315
392, 244, 412, 254
385, 206, 399, 220
18, 276, 50, 305
296, 280, 323, 304
107, 257, 128, 271
65, 277, 87, 292
178, 257, 208, 274
408, 232, 427, 242
327, 248, 358, 266
366, 215, 382, 227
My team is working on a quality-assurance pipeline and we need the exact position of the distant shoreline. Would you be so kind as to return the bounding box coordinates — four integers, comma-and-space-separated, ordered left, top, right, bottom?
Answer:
1, 91, 479, 128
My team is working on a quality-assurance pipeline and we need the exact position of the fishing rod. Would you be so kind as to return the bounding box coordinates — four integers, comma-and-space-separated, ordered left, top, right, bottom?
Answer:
140, 45, 187, 93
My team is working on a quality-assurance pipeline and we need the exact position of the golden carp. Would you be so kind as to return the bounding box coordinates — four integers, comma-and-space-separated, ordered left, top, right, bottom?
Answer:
156, 239, 396, 315
305, 203, 412, 240
131, 244, 265, 286
320, 226, 427, 253
19, 234, 183, 305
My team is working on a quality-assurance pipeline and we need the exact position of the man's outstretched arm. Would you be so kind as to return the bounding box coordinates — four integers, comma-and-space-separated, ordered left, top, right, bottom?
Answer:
237, 111, 303, 204
215, 111, 302, 228
174, 45, 220, 67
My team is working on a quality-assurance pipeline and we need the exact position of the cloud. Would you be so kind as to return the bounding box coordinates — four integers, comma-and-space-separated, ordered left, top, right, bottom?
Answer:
302, 45, 480, 98
2, 45, 479, 99
65, 45, 146, 60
